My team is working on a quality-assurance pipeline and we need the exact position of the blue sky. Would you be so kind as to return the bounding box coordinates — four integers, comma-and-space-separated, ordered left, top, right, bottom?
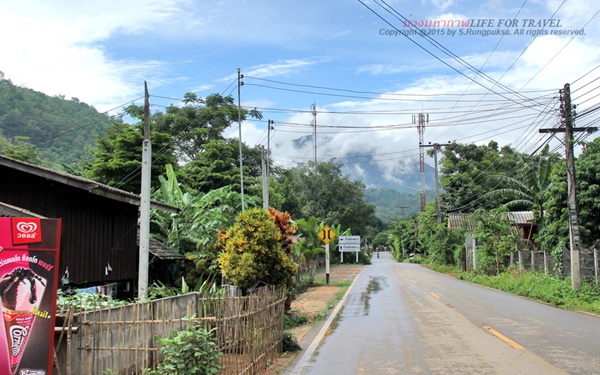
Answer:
1, 0, 599, 188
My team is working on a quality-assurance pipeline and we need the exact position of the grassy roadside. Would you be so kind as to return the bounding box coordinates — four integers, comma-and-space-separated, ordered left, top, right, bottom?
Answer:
311, 279, 353, 321
426, 263, 600, 316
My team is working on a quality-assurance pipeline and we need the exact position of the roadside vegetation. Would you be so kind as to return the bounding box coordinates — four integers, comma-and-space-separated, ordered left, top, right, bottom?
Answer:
457, 269, 600, 315
381, 141, 600, 317
6, 83, 600, 370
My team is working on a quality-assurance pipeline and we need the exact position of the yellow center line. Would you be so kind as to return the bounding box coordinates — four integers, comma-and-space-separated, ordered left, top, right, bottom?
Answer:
483, 325, 524, 350
429, 292, 440, 299
410, 280, 416, 284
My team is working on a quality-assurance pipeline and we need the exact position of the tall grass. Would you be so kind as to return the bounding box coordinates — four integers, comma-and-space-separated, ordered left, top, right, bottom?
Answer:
458, 269, 600, 315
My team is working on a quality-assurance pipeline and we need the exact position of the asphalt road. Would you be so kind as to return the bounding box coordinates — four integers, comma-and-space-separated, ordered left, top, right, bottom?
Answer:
290, 252, 600, 375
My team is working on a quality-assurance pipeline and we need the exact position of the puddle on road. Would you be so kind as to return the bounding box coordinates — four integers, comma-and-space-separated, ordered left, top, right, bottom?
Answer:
320, 275, 388, 344
360, 276, 385, 316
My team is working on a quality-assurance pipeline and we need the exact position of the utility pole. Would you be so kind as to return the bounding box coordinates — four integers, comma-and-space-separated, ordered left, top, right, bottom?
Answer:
413, 113, 429, 211
237, 68, 245, 212
311, 102, 317, 164
539, 83, 597, 291
261, 146, 268, 210
397, 205, 409, 217
138, 81, 151, 298
419, 142, 451, 223
266, 119, 274, 209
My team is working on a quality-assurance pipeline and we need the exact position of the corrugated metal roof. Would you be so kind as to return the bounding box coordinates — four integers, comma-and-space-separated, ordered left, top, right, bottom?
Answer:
507, 211, 535, 224
0, 155, 178, 213
447, 213, 475, 230
448, 211, 535, 230
137, 232, 186, 260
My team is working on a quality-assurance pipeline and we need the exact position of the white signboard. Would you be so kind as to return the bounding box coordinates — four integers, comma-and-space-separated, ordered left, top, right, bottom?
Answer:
339, 236, 360, 252
339, 244, 360, 252
339, 235, 360, 245
339, 235, 361, 263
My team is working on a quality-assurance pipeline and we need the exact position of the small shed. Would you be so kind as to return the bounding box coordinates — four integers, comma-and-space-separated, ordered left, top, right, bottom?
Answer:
0, 155, 178, 297
448, 211, 537, 242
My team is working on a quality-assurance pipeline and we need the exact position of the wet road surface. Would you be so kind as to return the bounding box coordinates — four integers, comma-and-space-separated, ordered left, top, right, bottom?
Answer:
291, 252, 600, 374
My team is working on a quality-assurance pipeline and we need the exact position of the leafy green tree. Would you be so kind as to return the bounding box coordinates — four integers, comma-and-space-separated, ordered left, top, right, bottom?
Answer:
471, 207, 518, 275
415, 203, 464, 265
180, 138, 264, 198
439, 141, 520, 213
483, 145, 558, 238
84, 121, 177, 193
272, 160, 376, 236
540, 137, 600, 266
217, 208, 298, 291
151, 93, 262, 163
388, 216, 418, 261
0, 135, 42, 165
372, 231, 391, 249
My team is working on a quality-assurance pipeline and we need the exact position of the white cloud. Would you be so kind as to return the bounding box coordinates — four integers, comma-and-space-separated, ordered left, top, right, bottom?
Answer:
0, 0, 193, 111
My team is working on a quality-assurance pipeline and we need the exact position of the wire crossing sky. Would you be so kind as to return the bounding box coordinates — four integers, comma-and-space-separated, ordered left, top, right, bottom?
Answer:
1, 0, 599, 187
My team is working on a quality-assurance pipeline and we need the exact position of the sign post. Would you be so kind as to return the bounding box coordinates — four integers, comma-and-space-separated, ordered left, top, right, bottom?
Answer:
0, 218, 61, 375
317, 225, 336, 285
339, 235, 361, 263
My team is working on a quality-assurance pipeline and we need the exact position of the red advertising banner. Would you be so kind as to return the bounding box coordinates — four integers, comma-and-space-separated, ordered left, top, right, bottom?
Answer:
0, 218, 61, 375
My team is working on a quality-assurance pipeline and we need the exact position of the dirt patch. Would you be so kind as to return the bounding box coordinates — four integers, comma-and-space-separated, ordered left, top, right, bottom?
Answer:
290, 264, 367, 322
264, 264, 367, 374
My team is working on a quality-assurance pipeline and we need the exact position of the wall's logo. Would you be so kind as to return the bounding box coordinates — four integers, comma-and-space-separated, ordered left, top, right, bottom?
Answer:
11, 218, 42, 245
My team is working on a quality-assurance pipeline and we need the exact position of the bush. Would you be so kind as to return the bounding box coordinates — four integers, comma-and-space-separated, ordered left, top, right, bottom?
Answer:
217, 208, 298, 291
282, 332, 301, 352
149, 321, 221, 375
284, 312, 309, 329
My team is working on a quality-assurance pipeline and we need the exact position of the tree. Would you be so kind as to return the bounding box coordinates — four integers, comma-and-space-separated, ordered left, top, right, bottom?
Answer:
272, 160, 376, 236
471, 207, 518, 275
416, 202, 464, 266
439, 141, 520, 213
180, 138, 264, 197
151, 93, 262, 163
483, 144, 558, 238
84, 121, 177, 193
540, 137, 600, 264
388, 216, 418, 261
217, 208, 298, 291
0, 135, 42, 165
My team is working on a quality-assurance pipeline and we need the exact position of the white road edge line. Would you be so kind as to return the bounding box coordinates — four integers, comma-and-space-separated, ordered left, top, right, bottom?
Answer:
289, 274, 363, 374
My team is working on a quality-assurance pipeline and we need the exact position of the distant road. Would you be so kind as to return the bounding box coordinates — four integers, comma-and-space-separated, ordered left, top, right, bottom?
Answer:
293, 252, 600, 374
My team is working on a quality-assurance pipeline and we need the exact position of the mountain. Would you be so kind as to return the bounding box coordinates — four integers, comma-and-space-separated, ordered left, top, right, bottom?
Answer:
290, 135, 438, 222
345, 157, 437, 222
0, 76, 113, 170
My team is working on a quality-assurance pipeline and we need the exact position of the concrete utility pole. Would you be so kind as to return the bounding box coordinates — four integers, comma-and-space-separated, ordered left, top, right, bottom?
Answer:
266, 120, 274, 208
413, 113, 428, 211
539, 83, 597, 291
237, 68, 245, 212
138, 81, 151, 298
311, 102, 317, 164
419, 142, 451, 223
261, 146, 268, 210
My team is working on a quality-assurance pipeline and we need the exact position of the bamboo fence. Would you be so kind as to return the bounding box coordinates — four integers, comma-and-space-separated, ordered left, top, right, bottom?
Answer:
53, 286, 287, 375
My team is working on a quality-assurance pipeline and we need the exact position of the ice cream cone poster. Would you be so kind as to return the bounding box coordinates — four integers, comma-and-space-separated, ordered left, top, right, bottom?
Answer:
0, 218, 61, 375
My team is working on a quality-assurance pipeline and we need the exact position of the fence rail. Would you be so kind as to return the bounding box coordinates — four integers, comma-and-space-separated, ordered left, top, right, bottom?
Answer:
465, 236, 600, 283
53, 286, 286, 375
